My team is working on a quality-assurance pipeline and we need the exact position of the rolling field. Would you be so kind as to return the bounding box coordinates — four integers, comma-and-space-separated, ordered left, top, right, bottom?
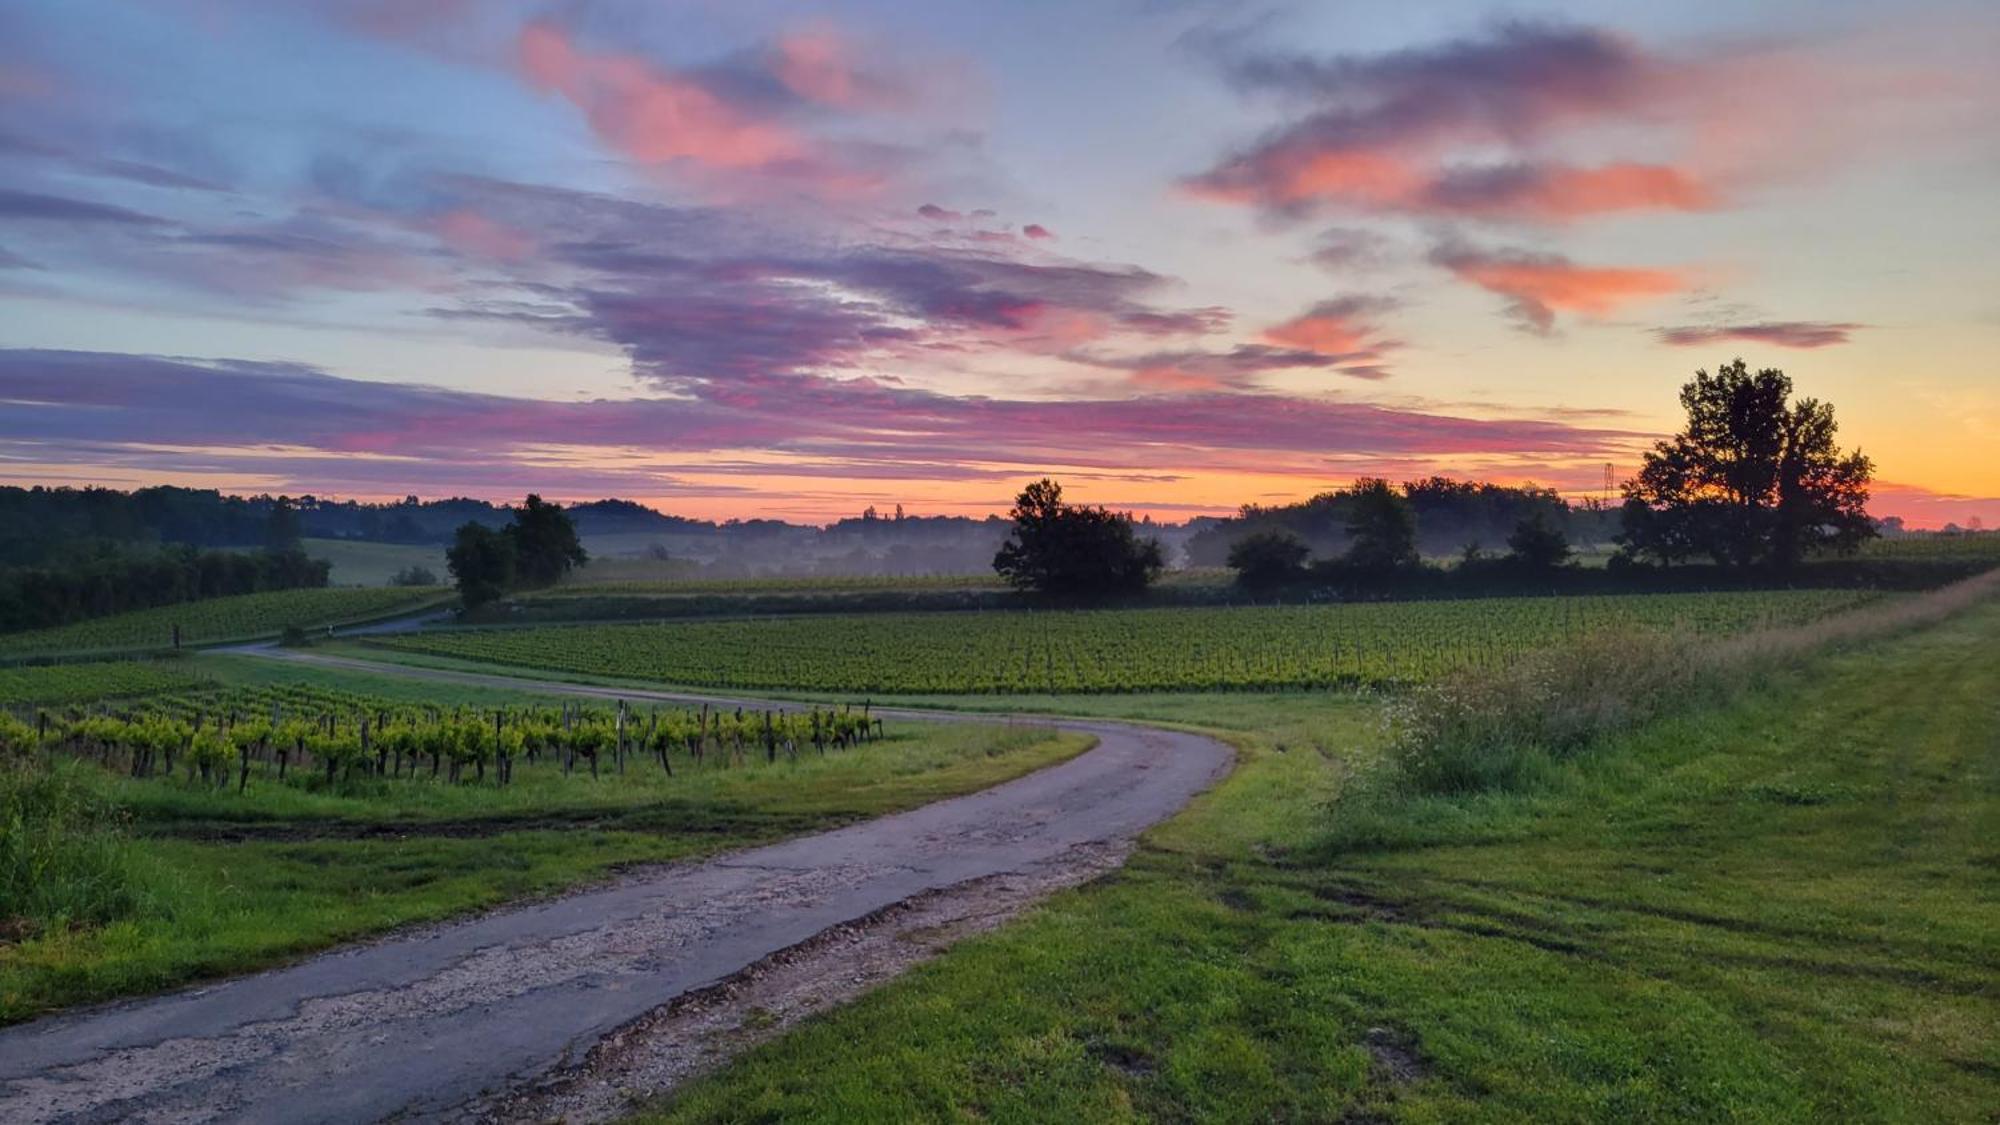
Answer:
369, 589, 1876, 694
641, 593, 2000, 1123
300, 538, 447, 587
0, 586, 449, 660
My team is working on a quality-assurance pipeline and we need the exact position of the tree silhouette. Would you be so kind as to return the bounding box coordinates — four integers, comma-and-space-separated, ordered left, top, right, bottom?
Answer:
1342, 478, 1419, 572
993, 478, 1162, 595
1506, 510, 1571, 571
509, 494, 589, 587
446, 522, 514, 608
1227, 529, 1310, 590
1621, 360, 1873, 569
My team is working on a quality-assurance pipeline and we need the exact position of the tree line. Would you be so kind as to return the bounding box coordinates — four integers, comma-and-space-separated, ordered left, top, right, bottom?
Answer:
0, 546, 330, 634
992, 361, 1882, 598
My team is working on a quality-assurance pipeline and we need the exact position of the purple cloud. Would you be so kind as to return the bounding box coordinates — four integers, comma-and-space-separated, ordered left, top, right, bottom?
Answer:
1654, 321, 1862, 349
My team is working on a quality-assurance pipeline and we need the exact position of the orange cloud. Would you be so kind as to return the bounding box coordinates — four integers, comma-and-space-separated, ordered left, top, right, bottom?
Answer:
1424, 162, 1716, 220
517, 22, 807, 172
1259, 296, 1398, 362
1432, 244, 1683, 331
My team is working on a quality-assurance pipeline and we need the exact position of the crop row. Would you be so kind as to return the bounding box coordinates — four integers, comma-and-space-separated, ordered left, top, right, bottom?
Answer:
6, 682, 886, 792
0, 587, 447, 659
0, 660, 214, 707
369, 589, 1878, 695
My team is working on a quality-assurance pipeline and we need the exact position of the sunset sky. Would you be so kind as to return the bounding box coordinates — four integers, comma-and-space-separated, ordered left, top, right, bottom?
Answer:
1, 0, 1995, 526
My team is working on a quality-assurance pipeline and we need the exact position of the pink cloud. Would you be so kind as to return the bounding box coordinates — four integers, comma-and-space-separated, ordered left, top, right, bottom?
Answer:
767, 26, 905, 111
1869, 482, 2000, 531
518, 22, 808, 172
1431, 243, 1684, 331
1422, 161, 1716, 220
1022, 223, 1055, 240
1261, 296, 1396, 357
430, 208, 535, 261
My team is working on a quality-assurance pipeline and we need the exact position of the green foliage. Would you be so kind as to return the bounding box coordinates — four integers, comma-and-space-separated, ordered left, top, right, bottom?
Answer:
1225, 529, 1309, 590
993, 479, 1164, 596
1382, 569, 1998, 796
367, 590, 1873, 695
0, 545, 332, 634
388, 565, 438, 587
446, 495, 588, 607
1622, 359, 1875, 569
1342, 477, 1418, 572
446, 522, 514, 609
510, 494, 589, 587
0, 661, 212, 707
2, 753, 142, 941
0, 587, 446, 659
1504, 509, 1571, 570
263, 495, 302, 553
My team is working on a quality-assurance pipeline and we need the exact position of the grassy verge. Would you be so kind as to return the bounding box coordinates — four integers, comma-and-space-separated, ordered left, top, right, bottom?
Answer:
638, 598, 2000, 1122
0, 705, 1091, 1025
0, 587, 452, 663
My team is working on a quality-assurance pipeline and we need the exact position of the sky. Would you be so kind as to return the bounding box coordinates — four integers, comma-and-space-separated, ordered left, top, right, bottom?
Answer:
0, 0, 1995, 527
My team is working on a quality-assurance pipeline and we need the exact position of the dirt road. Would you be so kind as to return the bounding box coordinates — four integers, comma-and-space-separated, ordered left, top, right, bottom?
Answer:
0, 652, 1232, 1124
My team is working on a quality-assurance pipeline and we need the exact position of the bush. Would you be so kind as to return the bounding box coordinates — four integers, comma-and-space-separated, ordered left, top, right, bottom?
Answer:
389, 565, 438, 587
992, 479, 1163, 597
1227, 529, 1310, 590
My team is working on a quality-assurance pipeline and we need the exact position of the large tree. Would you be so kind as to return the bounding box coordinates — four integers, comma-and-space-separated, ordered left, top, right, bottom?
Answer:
510, 494, 589, 587
1621, 360, 1873, 568
1227, 528, 1310, 590
1342, 478, 1419, 572
445, 522, 515, 609
993, 478, 1163, 596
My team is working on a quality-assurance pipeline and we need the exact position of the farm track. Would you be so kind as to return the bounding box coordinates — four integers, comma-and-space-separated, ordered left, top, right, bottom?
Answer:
0, 648, 1234, 1124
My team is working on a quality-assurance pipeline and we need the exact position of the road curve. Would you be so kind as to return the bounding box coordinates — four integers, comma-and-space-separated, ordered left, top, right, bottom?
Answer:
0, 650, 1232, 1124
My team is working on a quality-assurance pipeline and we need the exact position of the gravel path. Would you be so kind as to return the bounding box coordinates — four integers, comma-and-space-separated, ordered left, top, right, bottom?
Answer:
0, 651, 1232, 1124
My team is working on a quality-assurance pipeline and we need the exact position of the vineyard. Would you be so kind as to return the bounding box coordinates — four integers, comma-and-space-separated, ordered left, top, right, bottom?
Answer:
0, 587, 449, 659
368, 589, 1879, 694
0, 660, 213, 707
1859, 530, 2000, 561
4, 682, 887, 794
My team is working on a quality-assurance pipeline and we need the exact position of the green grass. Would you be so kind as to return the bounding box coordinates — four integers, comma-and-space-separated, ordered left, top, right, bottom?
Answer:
0, 699, 1092, 1024
301, 538, 448, 587
368, 590, 1874, 694
639, 599, 2000, 1123
0, 586, 450, 660
0, 659, 214, 706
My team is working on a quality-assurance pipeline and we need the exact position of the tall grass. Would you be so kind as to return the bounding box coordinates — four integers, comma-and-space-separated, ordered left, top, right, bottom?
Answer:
1383, 568, 2000, 795
1, 759, 142, 939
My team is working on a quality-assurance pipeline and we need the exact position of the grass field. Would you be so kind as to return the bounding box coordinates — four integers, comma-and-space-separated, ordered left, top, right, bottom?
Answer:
371, 589, 1875, 694
300, 537, 447, 587
0, 586, 450, 660
0, 660, 213, 706
0, 661, 1091, 1023
639, 595, 2000, 1123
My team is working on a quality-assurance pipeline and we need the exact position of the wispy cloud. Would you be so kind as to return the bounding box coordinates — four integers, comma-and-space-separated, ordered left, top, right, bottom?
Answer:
1430, 241, 1684, 332
1655, 321, 1862, 349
